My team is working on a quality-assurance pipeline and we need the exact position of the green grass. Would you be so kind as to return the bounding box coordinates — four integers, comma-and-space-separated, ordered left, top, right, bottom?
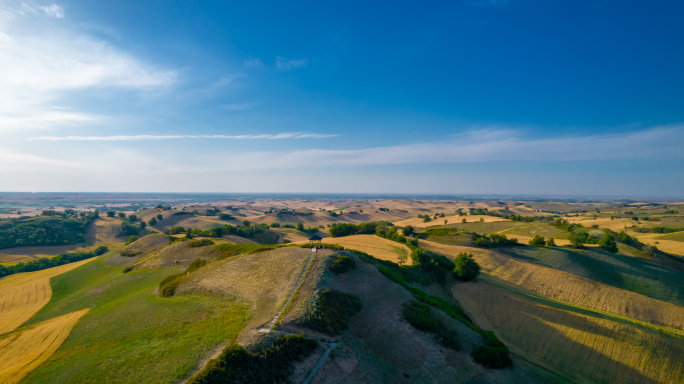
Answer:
496, 246, 684, 306
423, 231, 475, 246
214, 243, 281, 258
425, 221, 522, 235
658, 231, 684, 242
22, 258, 249, 384
504, 222, 571, 239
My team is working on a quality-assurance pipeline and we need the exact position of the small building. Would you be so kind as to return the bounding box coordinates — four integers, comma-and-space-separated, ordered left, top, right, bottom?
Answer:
309, 235, 322, 247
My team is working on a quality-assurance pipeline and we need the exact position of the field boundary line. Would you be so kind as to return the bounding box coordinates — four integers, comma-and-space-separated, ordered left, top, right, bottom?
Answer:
259, 248, 316, 333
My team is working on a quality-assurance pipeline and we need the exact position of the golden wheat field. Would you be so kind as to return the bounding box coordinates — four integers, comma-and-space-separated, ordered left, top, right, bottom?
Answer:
317, 234, 411, 265
452, 279, 684, 384
421, 241, 684, 330
0, 309, 90, 384
0, 258, 95, 335
637, 234, 684, 256
85, 217, 124, 242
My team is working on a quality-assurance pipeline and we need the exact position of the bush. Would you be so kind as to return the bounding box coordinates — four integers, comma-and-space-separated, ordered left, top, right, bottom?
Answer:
188, 239, 215, 248
453, 253, 480, 281
528, 235, 545, 246
329, 255, 356, 274
218, 213, 233, 220
214, 243, 280, 259
546, 237, 556, 246
403, 225, 415, 236
305, 289, 363, 336
120, 250, 141, 257
474, 237, 489, 247
472, 344, 512, 369
402, 300, 460, 350
160, 276, 182, 297
270, 222, 281, 228
125, 235, 139, 246
123, 266, 134, 274
188, 335, 318, 384
599, 235, 618, 253
569, 231, 588, 248
106, 211, 115, 217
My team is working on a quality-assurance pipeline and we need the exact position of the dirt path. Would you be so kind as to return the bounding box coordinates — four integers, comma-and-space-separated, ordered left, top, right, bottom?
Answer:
259, 248, 316, 333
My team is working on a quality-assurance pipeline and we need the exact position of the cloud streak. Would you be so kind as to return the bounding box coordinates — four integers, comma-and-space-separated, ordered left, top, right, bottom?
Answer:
27, 132, 337, 141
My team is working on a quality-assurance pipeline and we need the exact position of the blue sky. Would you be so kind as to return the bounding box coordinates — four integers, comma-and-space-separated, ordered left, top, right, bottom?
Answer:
1, 0, 683, 196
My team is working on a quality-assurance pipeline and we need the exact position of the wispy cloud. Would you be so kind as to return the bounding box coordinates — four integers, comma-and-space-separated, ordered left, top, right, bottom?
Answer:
276, 57, 308, 71
27, 132, 337, 141
244, 58, 264, 67
221, 102, 258, 110
0, 2, 177, 131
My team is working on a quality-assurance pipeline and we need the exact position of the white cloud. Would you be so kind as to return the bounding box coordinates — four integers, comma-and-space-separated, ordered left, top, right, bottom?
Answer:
244, 58, 264, 67
0, 2, 177, 131
276, 57, 308, 71
27, 132, 337, 141
39, 4, 64, 18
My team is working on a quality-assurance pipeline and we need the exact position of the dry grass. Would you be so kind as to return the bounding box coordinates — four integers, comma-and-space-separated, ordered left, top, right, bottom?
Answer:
316, 234, 411, 265
452, 279, 684, 384
565, 217, 635, 232
0, 309, 89, 384
421, 240, 684, 330
179, 247, 316, 344
638, 235, 684, 256
0, 244, 89, 265
0, 258, 96, 335
85, 217, 124, 242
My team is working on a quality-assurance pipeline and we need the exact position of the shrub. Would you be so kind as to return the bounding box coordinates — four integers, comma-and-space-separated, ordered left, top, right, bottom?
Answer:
546, 237, 556, 246
106, 211, 115, 217
472, 344, 512, 369
148, 217, 157, 226
214, 243, 280, 259
528, 235, 545, 246
188, 335, 318, 384
120, 250, 142, 257
599, 235, 618, 253
188, 239, 215, 248
160, 276, 182, 297
270, 222, 281, 228
402, 300, 442, 333
218, 213, 233, 220
305, 289, 363, 336
329, 255, 356, 274
187, 258, 207, 273
453, 253, 480, 281
474, 237, 489, 247
403, 225, 415, 236
156, 214, 163, 220
569, 231, 588, 248
123, 266, 134, 274
120, 221, 139, 236
125, 235, 139, 246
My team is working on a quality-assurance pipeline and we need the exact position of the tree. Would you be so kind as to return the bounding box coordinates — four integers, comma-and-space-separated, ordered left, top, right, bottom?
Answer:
185, 228, 193, 239
128, 214, 138, 222
569, 231, 588, 249
474, 237, 489, 247
241, 220, 251, 227
107, 211, 116, 217
139, 221, 147, 229
296, 222, 304, 231
156, 214, 163, 221
118, 212, 126, 219
546, 237, 556, 246
599, 235, 618, 253
528, 235, 545, 246
480, 217, 484, 223
125, 235, 139, 245
403, 225, 415, 236
453, 253, 480, 281
444, 219, 448, 225
462, 218, 467, 223
148, 217, 157, 226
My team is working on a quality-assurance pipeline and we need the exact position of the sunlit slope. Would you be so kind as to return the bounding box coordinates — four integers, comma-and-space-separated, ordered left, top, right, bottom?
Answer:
317, 234, 412, 265
0, 309, 89, 384
453, 278, 684, 384
0, 258, 96, 335
422, 241, 684, 330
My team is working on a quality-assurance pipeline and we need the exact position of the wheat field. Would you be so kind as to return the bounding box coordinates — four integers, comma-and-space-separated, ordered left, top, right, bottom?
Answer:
318, 234, 411, 264
0, 258, 95, 335
0, 309, 90, 384
452, 280, 684, 384
421, 241, 684, 330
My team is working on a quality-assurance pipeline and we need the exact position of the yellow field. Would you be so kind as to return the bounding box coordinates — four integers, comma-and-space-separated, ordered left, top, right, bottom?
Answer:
452, 279, 684, 384
317, 234, 411, 265
498, 234, 571, 246
421, 241, 684, 330
637, 234, 684, 256
0, 309, 89, 384
566, 217, 635, 232
0, 258, 96, 335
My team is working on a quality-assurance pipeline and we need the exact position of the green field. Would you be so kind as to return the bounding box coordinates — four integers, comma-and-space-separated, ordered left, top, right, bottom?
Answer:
22, 257, 248, 384
503, 222, 571, 239
496, 246, 684, 306
423, 231, 475, 246
658, 231, 684, 242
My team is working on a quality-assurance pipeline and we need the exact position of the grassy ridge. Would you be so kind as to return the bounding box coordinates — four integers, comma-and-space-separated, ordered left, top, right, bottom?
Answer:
22, 258, 248, 384
496, 246, 684, 306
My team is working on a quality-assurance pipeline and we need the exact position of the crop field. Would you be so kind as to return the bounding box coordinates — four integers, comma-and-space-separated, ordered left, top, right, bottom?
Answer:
658, 231, 684, 242
21, 258, 249, 384
495, 246, 684, 306
319, 234, 411, 265
85, 217, 125, 242
0, 309, 89, 384
423, 220, 522, 235
421, 241, 684, 330
0, 258, 96, 335
639, 237, 684, 257
501, 222, 572, 239
452, 278, 684, 384
0, 244, 94, 265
